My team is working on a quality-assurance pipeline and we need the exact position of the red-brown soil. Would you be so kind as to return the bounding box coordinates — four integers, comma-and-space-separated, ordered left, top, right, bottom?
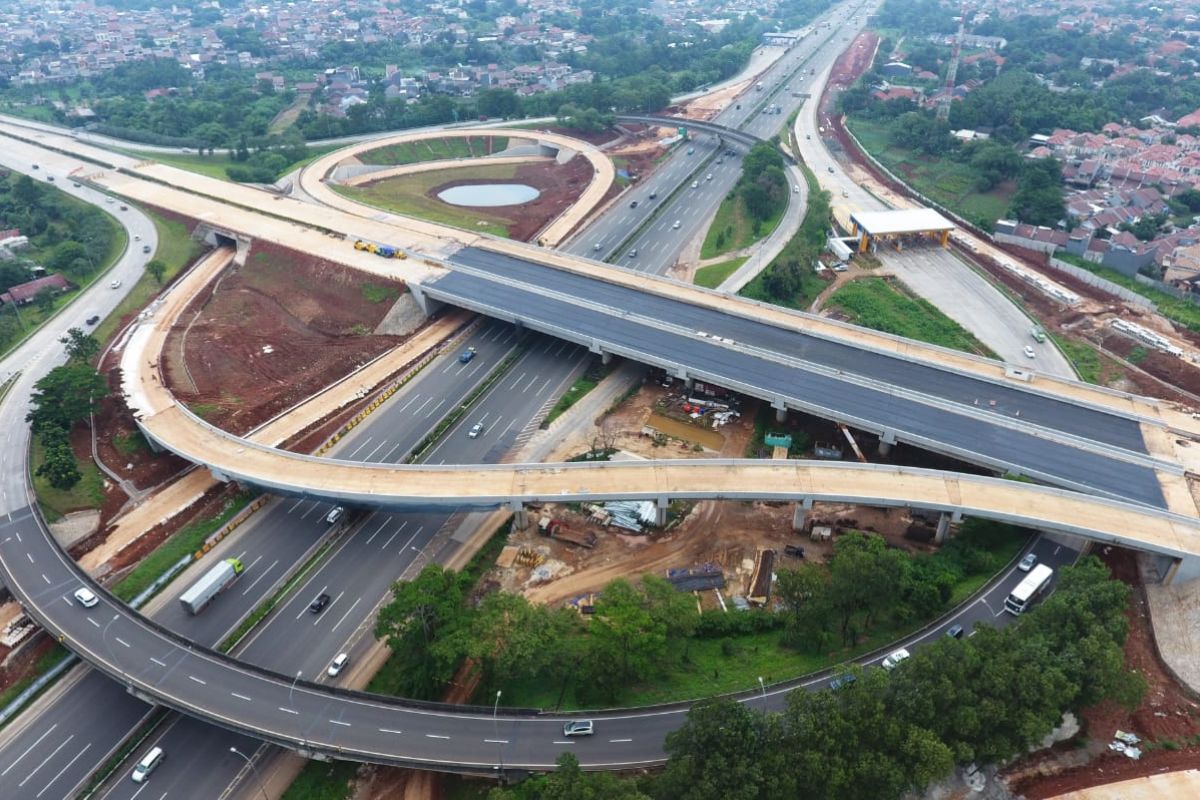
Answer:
1006, 549, 1200, 798
162, 240, 406, 435
427, 156, 596, 242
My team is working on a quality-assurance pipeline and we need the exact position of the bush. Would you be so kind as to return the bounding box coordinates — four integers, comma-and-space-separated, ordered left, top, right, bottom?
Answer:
225, 164, 277, 183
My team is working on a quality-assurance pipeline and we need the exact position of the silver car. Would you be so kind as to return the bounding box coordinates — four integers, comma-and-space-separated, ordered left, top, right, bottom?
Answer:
562, 720, 594, 737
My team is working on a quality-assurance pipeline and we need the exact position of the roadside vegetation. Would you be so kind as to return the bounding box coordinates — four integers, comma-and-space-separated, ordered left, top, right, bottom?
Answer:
280, 759, 356, 800
701, 143, 789, 259
693, 257, 748, 289
360, 136, 509, 166
492, 557, 1140, 800
0, 173, 125, 357
543, 357, 611, 427
826, 277, 994, 356
372, 525, 1024, 709
125, 140, 336, 184
739, 169, 831, 310
1055, 252, 1200, 334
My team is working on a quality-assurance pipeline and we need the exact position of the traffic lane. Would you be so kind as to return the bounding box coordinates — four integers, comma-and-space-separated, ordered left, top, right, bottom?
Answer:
0, 669, 151, 800
427, 336, 584, 464
337, 320, 521, 464
446, 248, 1150, 455
98, 338, 586, 795
4, 508, 1074, 773
95, 716, 260, 800
234, 510, 445, 681
425, 272, 1166, 505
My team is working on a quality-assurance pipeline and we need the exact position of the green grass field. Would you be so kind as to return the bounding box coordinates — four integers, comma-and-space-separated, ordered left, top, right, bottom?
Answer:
123, 146, 339, 182
826, 277, 994, 356
357, 136, 509, 166
694, 257, 748, 289
333, 163, 516, 238
846, 116, 1013, 229
700, 192, 785, 259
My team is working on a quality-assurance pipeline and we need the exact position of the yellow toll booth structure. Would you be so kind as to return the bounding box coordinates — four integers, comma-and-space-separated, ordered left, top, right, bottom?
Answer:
849, 208, 955, 253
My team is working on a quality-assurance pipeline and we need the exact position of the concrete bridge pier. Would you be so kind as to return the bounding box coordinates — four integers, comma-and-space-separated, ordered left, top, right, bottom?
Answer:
878, 430, 897, 457
655, 496, 670, 528
510, 501, 529, 531
773, 399, 788, 423
600, 350, 613, 366
792, 498, 814, 531
408, 282, 443, 316
935, 510, 963, 544
1165, 555, 1200, 585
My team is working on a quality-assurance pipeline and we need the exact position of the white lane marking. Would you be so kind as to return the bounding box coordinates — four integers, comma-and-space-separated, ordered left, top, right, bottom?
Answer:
330, 720, 351, 727
26, 552, 34, 563
537, 378, 553, 395
150, 657, 167, 667
425, 734, 450, 740
87, 618, 100, 628
425, 398, 446, 418
115, 637, 130, 648
330, 597, 361, 632
36, 742, 90, 798
2, 723, 57, 775
346, 436, 373, 458
411, 396, 435, 416
312, 591, 345, 625
396, 394, 420, 413
552, 740, 575, 745
17, 734, 72, 787
280, 707, 299, 715
232, 692, 252, 701
241, 559, 279, 595
379, 728, 403, 735
296, 586, 328, 620
364, 440, 388, 461
41, 574, 50, 584
508, 371, 527, 390
484, 739, 508, 744
287, 498, 305, 514
521, 374, 539, 393
364, 518, 389, 545
609, 738, 633, 743
188, 675, 206, 685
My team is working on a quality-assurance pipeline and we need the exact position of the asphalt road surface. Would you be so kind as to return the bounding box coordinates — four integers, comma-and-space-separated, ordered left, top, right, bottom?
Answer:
567, 0, 874, 273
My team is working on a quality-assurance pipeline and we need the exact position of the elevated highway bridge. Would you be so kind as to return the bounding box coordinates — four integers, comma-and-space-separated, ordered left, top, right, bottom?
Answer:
614, 114, 765, 149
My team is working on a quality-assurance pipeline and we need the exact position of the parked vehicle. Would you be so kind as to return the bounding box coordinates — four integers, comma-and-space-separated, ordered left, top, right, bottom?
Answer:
178, 558, 244, 615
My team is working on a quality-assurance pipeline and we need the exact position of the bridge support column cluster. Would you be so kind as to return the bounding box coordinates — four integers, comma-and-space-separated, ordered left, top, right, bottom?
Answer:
935, 510, 963, 544
1165, 556, 1200, 585
792, 498, 814, 532
408, 282, 443, 316
878, 430, 897, 457
600, 351, 612, 366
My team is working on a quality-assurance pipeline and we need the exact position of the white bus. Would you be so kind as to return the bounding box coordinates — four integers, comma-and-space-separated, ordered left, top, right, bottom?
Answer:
1004, 564, 1054, 615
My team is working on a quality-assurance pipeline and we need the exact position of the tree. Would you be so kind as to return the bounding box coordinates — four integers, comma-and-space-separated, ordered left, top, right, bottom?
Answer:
25, 363, 108, 434
48, 241, 91, 275
476, 88, 520, 119
489, 753, 650, 800
1010, 157, 1066, 227
654, 698, 793, 800
827, 533, 908, 643
585, 578, 668, 698
33, 287, 56, 315
373, 564, 471, 698
776, 562, 833, 650
146, 259, 167, 284
60, 327, 99, 363
466, 593, 580, 690
35, 426, 81, 490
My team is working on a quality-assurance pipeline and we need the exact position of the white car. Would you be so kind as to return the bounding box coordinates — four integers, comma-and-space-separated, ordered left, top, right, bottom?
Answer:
881, 648, 911, 671
1018, 553, 1038, 572
691, 180, 699, 189
1023, 345, 1036, 358
467, 422, 484, 439
327, 653, 349, 677
73, 587, 99, 608
562, 720, 594, 737
672, 220, 681, 229
109, 280, 122, 289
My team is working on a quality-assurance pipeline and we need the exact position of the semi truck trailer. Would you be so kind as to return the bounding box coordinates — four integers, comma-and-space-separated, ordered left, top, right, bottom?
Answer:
178, 557, 244, 615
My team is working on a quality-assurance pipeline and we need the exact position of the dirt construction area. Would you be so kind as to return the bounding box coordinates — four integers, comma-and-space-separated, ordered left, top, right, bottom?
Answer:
162, 240, 409, 434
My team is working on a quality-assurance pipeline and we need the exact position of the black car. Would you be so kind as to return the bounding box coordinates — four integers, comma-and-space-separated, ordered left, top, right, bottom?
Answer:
946, 624, 965, 639
85, 315, 100, 326
309, 593, 331, 614
829, 673, 856, 690
629, 200, 639, 209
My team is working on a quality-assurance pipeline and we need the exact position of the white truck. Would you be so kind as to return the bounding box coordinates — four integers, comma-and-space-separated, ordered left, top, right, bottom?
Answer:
178, 558, 244, 615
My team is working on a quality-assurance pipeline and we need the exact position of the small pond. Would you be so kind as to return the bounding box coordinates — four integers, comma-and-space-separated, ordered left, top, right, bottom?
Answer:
437, 183, 540, 207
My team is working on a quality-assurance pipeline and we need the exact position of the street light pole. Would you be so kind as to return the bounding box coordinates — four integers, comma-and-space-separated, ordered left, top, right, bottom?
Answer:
229, 747, 270, 800
290, 670, 302, 707
758, 676, 767, 707
493, 690, 504, 779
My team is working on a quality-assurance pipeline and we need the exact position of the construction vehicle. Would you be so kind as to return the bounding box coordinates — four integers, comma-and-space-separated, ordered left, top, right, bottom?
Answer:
178, 558, 244, 615
353, 240, 408, 260
538, 516, 597, 548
